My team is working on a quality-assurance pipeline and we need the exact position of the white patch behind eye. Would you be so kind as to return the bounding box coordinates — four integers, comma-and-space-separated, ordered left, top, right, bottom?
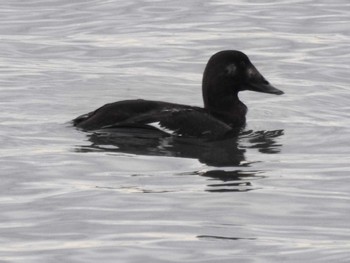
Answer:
225, 64, 237, 75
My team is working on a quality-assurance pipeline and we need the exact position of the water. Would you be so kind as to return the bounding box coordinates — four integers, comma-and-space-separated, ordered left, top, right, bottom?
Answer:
1, 0, 350, 262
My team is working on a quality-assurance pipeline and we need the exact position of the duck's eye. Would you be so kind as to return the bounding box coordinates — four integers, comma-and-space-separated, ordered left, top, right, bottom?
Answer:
225, 64, 237, 76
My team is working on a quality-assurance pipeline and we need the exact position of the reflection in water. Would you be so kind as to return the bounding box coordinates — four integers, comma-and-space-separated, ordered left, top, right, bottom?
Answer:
77, 128, 283, 166
198, 235, 256, 241
76, 128, 283, 192
240, 130, 284, 154
196, 169, 264, 193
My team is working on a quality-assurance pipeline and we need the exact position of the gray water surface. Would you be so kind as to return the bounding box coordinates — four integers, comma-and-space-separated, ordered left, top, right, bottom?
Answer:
1, 0, 350, 262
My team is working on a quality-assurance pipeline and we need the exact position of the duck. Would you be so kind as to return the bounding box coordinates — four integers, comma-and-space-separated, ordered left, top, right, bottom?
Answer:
73, 50, 283, 138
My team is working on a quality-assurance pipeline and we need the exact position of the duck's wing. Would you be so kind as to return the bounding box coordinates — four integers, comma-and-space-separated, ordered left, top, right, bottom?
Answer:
73, 100, 158, 130
103, 108, 233, 139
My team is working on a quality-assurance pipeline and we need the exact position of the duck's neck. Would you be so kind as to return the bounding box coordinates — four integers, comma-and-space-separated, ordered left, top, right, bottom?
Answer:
203, 90, 247, 127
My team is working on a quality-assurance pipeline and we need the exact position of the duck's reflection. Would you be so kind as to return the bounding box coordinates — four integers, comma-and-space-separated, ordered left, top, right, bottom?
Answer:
194, 169, 263, 193
76, 128, 283, 192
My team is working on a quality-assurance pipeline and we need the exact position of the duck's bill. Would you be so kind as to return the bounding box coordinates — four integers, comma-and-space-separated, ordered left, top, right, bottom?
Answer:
247, 81, 284, 95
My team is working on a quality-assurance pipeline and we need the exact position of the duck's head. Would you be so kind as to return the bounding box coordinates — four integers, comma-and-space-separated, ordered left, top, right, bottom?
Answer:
202, 50, 283, 109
